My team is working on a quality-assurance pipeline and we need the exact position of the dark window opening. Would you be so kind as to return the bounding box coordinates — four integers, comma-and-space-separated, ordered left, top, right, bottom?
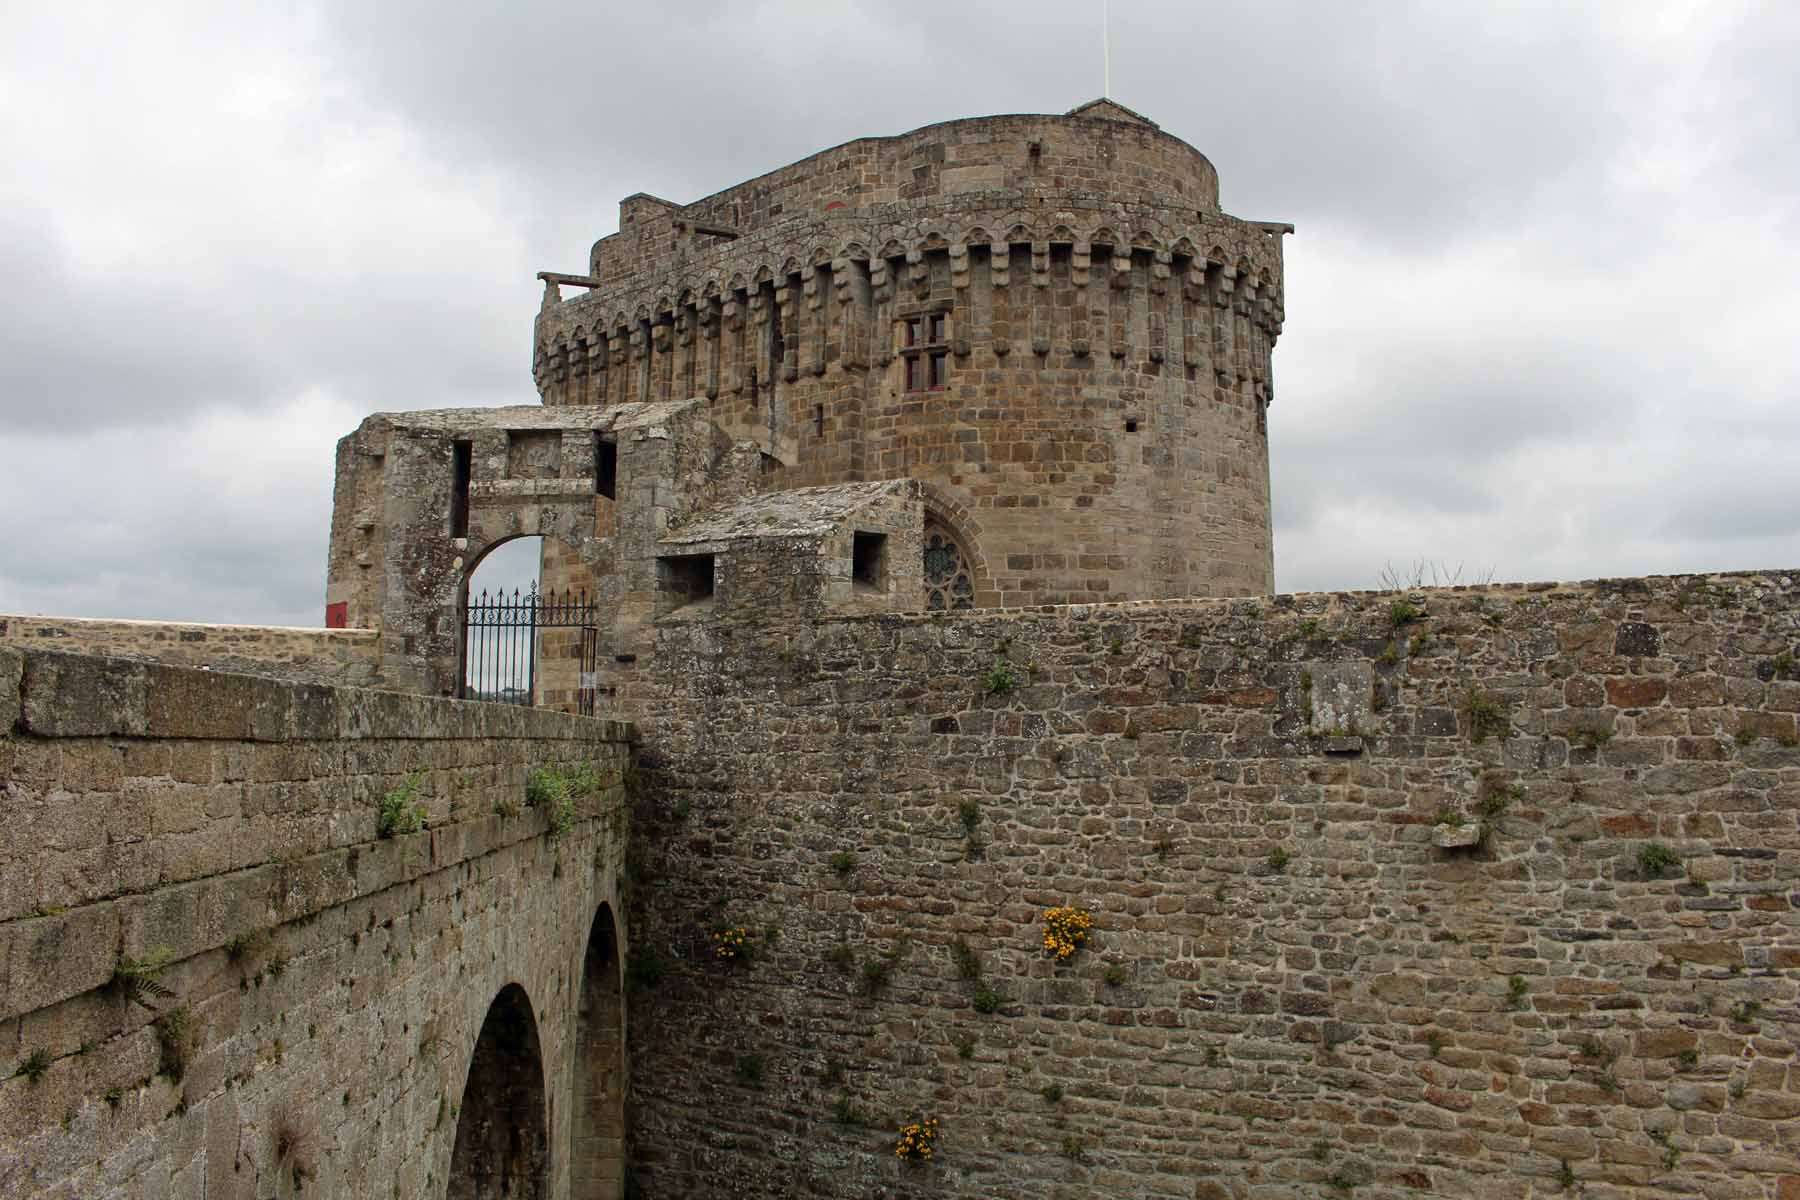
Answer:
1125, 418, 1139, 433
595, 435, 617, 499
451, 440, 472, 537
660, 554, 715, 609
815, 404, 825, 436
852, 532, 887, 591
768, 300, 784, 382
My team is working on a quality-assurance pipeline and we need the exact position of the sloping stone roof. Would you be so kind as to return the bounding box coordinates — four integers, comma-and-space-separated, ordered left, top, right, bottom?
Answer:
661, 480, 916, 544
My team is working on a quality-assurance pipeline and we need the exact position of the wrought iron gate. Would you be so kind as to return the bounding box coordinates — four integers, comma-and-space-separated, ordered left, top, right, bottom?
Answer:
460, 584, 600, 715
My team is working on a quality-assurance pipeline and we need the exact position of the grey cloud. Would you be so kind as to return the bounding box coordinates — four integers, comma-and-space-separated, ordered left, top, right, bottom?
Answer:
1, 1, 1796, 626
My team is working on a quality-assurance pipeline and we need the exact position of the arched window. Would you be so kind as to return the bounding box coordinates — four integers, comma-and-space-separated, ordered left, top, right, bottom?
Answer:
922, 523, 974, 611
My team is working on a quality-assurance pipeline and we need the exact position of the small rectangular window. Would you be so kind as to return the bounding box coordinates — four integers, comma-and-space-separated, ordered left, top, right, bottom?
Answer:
659, 554, 715, 609
594, 435, 616, 500
900, 311, 950, 393
928, 352, 948, 391
450, 440, 472, 537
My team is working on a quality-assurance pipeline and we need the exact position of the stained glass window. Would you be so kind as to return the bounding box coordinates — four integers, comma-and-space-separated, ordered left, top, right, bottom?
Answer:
923, 525, 974, 611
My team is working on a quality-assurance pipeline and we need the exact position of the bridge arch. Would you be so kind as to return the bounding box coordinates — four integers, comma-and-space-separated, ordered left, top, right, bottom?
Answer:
449, 982, 550, 1199
571, 902, 627, 1197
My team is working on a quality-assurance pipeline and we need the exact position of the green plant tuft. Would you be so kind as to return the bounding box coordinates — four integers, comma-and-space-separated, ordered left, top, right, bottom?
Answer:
525, 767, 578, 841
627, 944, 666, 992
950, 937, 982, 981
983, 659, 1015, 696
111, 947, 176, 1007
155, 1005, 196, 1082
957, 797, 981, 837
829, 850, 856, 877
377, 772, 428, 838
1638, 842, 1680, 877
223, 928, 268, 965
1267, 845, 1291, 872
16, 1048, 51, 1083
1461, 689, 1509, 742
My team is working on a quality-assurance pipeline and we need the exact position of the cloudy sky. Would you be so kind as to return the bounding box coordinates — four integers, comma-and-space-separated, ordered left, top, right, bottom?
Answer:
2, 0, 1796, 626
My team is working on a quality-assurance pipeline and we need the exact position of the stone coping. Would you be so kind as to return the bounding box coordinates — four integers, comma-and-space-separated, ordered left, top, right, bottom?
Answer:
806, 567, 1799, 624
0, 614, 381, 637
2, 646, 632, 744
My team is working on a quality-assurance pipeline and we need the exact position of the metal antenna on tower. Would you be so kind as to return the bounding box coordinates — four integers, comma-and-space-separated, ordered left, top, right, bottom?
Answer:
1103, 0, 1112, 98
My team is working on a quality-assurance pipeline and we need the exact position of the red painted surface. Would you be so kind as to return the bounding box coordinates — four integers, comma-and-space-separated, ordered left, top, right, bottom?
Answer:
325, 601, 348, 629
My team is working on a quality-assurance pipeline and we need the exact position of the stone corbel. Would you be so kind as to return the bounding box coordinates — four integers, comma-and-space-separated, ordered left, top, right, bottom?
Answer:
989, 242, 1010, 288
1110, 250, 1132, 291
906, 248, 929, 299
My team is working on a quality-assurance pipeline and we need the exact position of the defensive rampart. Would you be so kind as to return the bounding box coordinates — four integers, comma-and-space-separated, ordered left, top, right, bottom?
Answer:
0, 615, 389, 689
619, 569, 1800, 1197
0, 648, 634, 1199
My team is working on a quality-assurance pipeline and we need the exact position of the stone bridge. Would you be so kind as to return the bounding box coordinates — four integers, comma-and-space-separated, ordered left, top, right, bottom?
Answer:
0, 647, 633, 1199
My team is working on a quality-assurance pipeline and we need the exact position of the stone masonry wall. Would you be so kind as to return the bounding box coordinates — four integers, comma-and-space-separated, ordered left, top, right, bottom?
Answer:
0, 615, 388, 689
0, 647, 633, 1198
619, 569, 1800, 1198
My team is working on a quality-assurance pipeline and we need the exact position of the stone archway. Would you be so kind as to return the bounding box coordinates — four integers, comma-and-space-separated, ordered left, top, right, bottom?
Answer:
449, 984, 549, 1199
572, 904, 626, 1198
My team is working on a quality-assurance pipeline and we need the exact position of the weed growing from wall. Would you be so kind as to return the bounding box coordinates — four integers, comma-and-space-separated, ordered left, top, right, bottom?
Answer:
155, 1005, 196, 1083
1461, 690, 1509, 742
110, 947, 176, 1007
1638, 842, 1681, 877
15, 1048, 50, 1083
711, 925, 758, 963
894, 1116, 939, 1163
1040, 906, 1093, 961
376, 772, 428, 837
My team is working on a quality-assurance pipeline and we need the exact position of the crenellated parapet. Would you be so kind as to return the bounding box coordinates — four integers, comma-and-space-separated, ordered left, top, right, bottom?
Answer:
532, 208, 1287, 404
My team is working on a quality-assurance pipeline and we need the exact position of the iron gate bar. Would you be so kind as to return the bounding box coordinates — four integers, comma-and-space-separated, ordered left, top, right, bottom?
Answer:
460, 583, 601, 715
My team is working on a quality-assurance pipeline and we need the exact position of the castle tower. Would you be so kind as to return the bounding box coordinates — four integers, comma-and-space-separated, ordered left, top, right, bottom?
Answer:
532, 99, 1288, 606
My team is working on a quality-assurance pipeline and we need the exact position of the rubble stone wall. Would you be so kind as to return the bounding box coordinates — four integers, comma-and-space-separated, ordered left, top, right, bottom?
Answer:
621, 569, 1800, 1198
0, 648, 633, 1199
